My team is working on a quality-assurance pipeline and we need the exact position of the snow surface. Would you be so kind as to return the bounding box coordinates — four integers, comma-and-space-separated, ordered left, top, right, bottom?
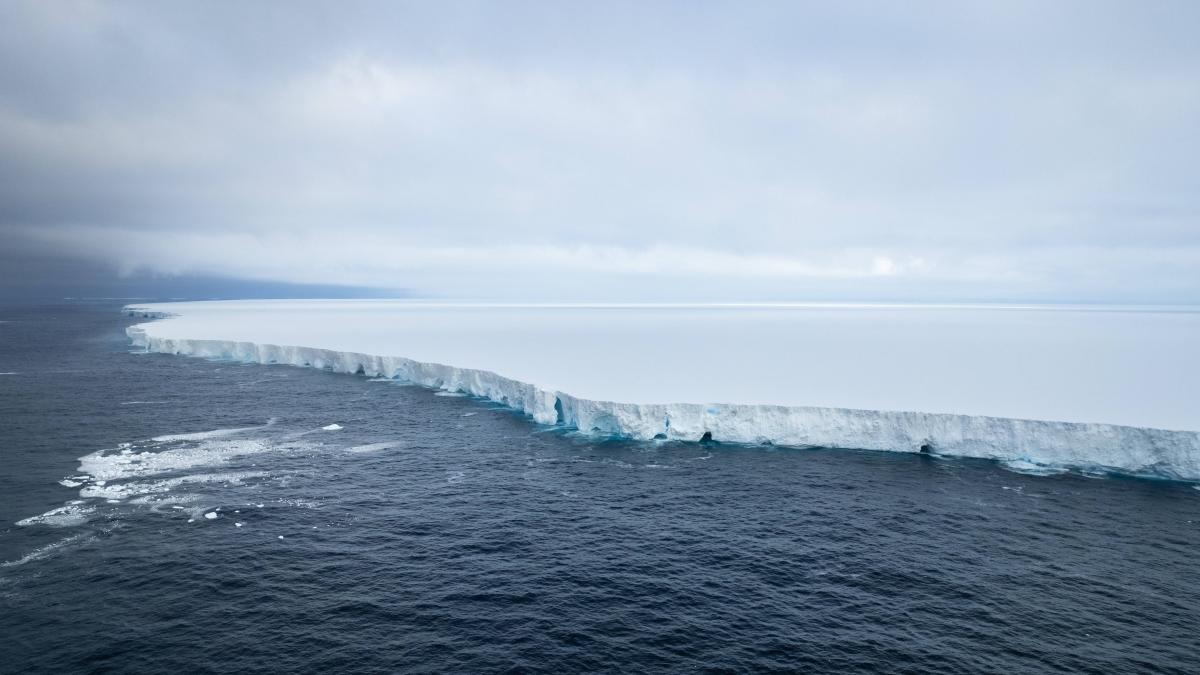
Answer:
125, 300, 1200, 479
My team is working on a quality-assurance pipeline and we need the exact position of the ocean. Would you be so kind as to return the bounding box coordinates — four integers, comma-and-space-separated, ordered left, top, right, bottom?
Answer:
2, 303, 1198, 673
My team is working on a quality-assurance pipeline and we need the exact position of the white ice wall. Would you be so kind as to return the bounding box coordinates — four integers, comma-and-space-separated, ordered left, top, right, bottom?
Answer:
126, 311, 1200, 481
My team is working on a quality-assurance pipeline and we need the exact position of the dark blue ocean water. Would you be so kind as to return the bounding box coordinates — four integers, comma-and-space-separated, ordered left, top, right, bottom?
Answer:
2, 304, 1199, 673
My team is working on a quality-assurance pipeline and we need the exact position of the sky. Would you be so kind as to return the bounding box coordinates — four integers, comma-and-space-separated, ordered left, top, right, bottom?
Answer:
1, 1, 1198, 303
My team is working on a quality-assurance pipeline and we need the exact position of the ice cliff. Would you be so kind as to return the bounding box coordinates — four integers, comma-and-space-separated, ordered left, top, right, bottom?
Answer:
126, 323, 1200, 481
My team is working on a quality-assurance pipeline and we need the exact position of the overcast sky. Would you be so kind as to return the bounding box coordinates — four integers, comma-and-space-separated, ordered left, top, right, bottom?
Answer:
2, 1, 1198, 302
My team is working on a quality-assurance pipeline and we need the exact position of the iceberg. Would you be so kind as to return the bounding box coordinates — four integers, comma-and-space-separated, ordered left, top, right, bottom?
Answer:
124, 300, 1200, 480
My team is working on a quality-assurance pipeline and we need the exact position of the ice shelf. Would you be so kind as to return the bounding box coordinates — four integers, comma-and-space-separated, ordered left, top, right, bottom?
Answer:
124, 300, 1200, 480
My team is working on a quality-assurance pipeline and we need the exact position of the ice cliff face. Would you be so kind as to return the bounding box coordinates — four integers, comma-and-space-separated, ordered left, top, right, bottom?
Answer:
126, 325, 1200, 481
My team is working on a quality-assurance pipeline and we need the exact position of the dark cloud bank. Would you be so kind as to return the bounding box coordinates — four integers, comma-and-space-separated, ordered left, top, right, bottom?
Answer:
2, 1, 1198, 303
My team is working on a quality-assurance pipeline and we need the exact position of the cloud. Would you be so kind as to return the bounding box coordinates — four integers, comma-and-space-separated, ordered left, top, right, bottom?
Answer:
1, 1, 1198, 302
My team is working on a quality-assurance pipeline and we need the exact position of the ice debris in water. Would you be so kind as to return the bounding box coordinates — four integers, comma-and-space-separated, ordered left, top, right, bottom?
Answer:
80, 471, 266, 501
322, 423, 343, 431
344, 441, 401, 454
204, 512, 218, 520
151, 422, 273, 443
235, 522, 243, 528
78, 437, 280, 482
16, 504, 96, 528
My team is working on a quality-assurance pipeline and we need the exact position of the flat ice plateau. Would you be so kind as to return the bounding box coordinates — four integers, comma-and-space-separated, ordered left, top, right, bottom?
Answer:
125, 300, 1200, 480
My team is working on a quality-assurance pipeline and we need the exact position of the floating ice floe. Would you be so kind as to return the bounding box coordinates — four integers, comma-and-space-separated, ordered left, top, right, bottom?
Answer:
322, 423, 343, 431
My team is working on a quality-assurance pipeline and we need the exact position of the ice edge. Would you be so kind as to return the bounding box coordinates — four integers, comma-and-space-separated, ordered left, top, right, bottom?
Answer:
124, 316, 1200, 482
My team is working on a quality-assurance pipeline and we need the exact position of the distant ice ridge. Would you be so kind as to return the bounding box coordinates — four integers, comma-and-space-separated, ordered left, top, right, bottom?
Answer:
126, 324, 1200, 481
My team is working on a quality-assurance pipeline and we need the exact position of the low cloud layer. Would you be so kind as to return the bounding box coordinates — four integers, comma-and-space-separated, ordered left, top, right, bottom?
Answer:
2, 1, 1198, 302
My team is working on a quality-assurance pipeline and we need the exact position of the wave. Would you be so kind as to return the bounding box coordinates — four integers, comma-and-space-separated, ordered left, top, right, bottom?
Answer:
0, 532, 94, 569
80, 471, 269, 501
344, 441, 403, 454
124, 323, 1200, 481
16, 503, 96, 528
151, 421, 274, 443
